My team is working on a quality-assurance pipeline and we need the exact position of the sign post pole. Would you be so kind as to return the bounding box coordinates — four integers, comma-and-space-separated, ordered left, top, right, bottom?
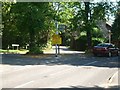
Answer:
58, 45, 60, 54
55, 2, 59, 57
55, 44, 58, 57
52, 34, 62, 57
55, 21, 58, 57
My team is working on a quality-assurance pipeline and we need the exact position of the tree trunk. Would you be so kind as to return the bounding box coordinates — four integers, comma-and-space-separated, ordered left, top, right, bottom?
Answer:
29, 10, 36, 53
85, 2, 92, 50
29, 28, 35, 53
70, 36, 76, 49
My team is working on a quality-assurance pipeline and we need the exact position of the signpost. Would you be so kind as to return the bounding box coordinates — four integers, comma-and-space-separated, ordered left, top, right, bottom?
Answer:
52, 23, 66, 57
53, 3, 65, 57
12, 44, 19, 50
52, 34, 62, 45
52, 34, 62, 57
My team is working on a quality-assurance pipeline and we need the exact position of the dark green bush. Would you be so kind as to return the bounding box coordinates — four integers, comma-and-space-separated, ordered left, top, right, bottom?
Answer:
29, 47, 43, 54
92, 39, 102, 47
75, 36, 87, 51
71, 36, 102, 51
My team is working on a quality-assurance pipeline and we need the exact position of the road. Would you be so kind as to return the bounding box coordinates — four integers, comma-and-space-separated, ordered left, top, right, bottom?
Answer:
0, 48, 120, 89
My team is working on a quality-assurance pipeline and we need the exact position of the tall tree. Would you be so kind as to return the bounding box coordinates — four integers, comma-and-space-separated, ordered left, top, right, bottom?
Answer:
2, 2, 19, 49
84, 2, 92, 50
9, 2, 54, 53
111, 1, 120, 47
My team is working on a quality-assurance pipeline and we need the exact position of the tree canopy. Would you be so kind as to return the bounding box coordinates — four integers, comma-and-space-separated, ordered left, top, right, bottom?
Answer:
2, 2, 55, 53
111, 1, 120, 47
2, 1, 119, 52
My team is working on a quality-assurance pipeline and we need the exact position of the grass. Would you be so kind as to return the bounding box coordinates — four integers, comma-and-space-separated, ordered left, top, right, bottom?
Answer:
0, 49, 29, 54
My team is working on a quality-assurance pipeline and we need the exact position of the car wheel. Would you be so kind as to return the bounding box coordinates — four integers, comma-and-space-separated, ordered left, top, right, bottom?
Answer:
116, 51, 119, 56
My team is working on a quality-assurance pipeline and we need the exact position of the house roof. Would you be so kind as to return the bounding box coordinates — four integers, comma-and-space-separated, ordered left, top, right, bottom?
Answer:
106, 20, 113, 27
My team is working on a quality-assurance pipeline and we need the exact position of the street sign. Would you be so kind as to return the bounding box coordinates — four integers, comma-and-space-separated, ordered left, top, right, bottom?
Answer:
12, 44, 19, 50
52, 34, 62, 45
12, 44, 19, 46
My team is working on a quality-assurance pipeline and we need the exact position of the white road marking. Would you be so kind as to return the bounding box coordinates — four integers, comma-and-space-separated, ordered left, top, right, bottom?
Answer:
14, 81, 34, 88
83, 61, 98, 66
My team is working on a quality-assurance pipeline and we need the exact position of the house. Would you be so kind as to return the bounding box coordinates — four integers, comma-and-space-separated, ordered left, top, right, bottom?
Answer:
106, 21, 120, 48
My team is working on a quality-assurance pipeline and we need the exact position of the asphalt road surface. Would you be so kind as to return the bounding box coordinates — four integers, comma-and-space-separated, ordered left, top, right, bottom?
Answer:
1, 53, 120, 89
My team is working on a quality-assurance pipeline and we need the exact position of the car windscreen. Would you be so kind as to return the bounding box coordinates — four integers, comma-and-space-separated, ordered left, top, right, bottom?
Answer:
97, 44, 110, 47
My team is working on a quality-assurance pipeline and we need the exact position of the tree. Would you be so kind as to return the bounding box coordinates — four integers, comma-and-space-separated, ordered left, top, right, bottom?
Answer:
2, 2, 55, 53
52, 2, 112, 50
111, 1, 120, 47
84, 2, 92, 50
2, 2, 116, 52
2, 2, 19, 49
69, 2, 111, 50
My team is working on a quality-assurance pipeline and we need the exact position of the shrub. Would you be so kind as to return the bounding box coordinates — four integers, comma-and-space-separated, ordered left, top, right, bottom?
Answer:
92, 39, 102, 47
75, 36, 87, 51
73, 36, 102, 51
29, 47, 43, 54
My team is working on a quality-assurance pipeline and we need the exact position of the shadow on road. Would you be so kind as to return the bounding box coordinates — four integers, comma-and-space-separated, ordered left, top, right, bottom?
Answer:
1, 54, 120, 68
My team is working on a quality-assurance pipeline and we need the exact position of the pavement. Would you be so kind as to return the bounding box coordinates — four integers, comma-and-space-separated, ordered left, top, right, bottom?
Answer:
43, 46, 85, 54
1, 46, 120, 89
43, 46, 120, 88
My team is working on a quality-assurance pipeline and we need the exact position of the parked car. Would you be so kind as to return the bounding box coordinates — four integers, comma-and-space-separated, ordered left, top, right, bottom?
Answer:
92, 43, 119, 57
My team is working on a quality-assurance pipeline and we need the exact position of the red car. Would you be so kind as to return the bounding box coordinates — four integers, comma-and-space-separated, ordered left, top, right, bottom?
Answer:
92, 43, 119, 57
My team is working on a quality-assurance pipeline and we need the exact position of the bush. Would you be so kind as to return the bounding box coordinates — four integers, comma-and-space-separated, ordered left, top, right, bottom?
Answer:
72, 36, 102, 51
75, 36, 87, 51
92, 39, 102, 47
29, 47, 43, 54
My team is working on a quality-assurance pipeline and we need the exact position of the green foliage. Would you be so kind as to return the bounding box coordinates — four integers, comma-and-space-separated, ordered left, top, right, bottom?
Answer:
0, 49, 28, 54
92, 38, 103, 46
2, 2, 117, 52
29, 47, 43, 54
60, 32, 71, 46
111, 1, 120, 48
75, 35, 87, 51
74, 36, 103, 51
92, 27, 103, 38
2, 2, 18, 49
70, 2, 115, 50
2, 2, 55, 53
112, 3, 120, 41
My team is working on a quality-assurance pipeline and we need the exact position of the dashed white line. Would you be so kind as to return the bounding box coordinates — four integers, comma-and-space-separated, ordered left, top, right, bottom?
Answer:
83, 61, 98, 66
14, 81, 34, 88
